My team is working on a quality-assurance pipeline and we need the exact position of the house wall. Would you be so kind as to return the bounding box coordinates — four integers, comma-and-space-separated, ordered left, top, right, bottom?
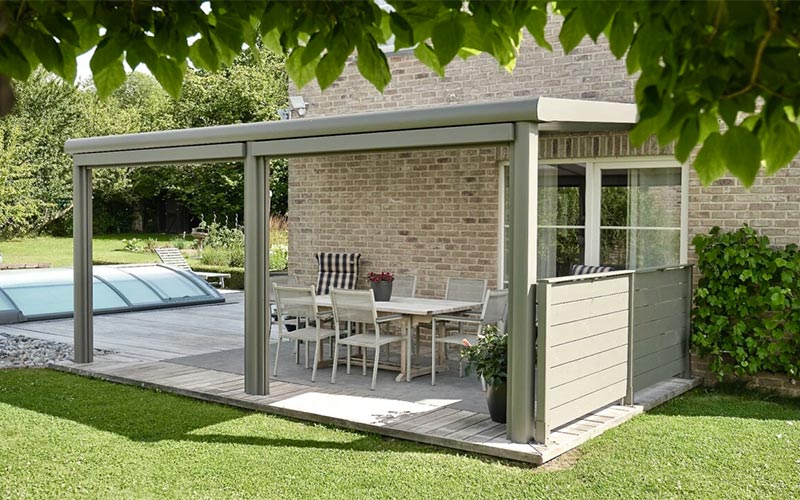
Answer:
288, 23, 800, 292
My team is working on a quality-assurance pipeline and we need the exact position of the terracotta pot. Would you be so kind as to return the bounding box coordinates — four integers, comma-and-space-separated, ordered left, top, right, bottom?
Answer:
486, 383, 507, 423
370, 280, 393, 301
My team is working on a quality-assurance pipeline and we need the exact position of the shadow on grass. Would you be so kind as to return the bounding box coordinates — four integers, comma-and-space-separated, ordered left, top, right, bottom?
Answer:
0, 368, 447, 455
650, 384, 800, 421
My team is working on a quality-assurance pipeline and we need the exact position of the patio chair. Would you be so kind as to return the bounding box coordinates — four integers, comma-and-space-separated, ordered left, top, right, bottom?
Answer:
314, 252, 360, 295
155, 247, 231, 287
415, 277, 488, 354
272, 284, 336, 382
391, 275, 417, 298
329, 288, 407, 390
430, 289, 508, 386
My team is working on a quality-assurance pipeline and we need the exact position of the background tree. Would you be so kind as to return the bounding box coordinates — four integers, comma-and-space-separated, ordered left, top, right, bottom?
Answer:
1, 1, 798, 186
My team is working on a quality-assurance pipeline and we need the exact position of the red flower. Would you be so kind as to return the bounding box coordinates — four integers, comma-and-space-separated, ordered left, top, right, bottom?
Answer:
368, 271, 395, 282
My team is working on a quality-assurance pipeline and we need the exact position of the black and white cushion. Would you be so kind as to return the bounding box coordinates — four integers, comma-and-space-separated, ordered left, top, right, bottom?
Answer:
569, 264, 615, 275
314, 252, 361, 295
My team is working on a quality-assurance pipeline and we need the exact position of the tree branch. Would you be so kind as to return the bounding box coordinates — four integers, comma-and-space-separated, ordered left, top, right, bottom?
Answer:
722, 0, 779, 99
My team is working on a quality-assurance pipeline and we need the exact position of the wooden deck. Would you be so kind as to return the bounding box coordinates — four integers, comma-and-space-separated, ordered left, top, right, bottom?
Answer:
2, 292, 700, 464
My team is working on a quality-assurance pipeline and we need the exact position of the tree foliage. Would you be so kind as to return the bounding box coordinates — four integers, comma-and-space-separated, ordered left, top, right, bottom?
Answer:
1, 1, 799, 186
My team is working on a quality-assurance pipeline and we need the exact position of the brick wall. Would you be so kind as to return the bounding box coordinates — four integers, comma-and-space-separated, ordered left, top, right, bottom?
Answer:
691, 354, 800, 399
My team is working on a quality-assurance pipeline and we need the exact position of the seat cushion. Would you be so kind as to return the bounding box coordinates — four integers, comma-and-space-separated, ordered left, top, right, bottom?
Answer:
315, 252, 360, 294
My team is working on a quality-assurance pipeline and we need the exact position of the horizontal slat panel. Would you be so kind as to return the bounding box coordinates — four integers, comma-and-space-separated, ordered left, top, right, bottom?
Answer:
549, 293, 628, 327
549, 276, 629, 304
74, 143, 246, 167
549, 344, 629, 387
633, 268, 691, 290
632, 312, 687, 343
633, 343, 686, 377
633, 282, 690, 308
549, 362, 628, 408
633, 326, 687, 361
549, 327, 627, 367
550, 310, 628, 347
633, 357, 687, 392
633, 297, 689, 325
549, 380, 628, 429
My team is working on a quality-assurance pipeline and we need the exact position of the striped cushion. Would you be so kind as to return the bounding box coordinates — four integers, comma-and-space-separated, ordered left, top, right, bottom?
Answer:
570, 264, 615, 275
314, 252, 361, 295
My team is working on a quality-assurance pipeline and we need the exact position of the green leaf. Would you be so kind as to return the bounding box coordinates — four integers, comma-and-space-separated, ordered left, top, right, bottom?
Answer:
579, 1, 618, 41
694, 132, 727, 185
390, 13, 415, 50
431, 17, 465, 67
414, 43, 444, 77
90, 36, 124, 76
189, 36, 220, 72
525, 7, 552, 51
315, 53, 345, 90
285, 46, 318, 89
559, 10, 586, 54
675, 117, 699, 163
356, 34, 391, 92
0, 38, 32, 81
92, 56, 126, 98
762, 117, 800, 175
31, 33, 64, 76
59, 43, 78, 83
40, 13, 81, 47
608, 10, 634, 59
720, 126, 761, 187
149, 57, 185, 100
302, 32, 328, 66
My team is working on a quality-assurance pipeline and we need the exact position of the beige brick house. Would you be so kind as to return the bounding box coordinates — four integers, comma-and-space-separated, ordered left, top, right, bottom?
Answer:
288, 28, 799, 294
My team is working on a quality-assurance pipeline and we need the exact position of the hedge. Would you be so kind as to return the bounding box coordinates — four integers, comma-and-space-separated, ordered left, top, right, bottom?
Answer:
692, 226, 800, 379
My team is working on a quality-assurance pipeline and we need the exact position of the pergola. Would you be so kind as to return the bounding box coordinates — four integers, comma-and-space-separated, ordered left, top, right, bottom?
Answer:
65, 97, 638, 443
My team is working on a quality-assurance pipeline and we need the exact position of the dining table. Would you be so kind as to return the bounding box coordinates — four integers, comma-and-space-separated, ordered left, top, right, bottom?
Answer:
313, 295, 481, 382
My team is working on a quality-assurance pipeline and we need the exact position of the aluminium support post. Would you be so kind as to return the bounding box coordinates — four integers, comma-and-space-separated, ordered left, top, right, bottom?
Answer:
244, 145, 271, 395
507, 122, 538, 443
73, 164, 93, 363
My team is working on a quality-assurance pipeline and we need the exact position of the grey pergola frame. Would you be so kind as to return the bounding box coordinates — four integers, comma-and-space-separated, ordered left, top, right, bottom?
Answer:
66, 97, 637, 444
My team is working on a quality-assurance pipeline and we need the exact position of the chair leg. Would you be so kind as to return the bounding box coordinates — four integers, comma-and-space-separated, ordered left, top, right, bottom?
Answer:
362, 347, 367, 376
346, 345, 351, 375
305, 340, 310, 369
415, 324, 421, 356
273, 336, 282, 377
371, 344, 380, 390
431, 319, 436, 386
331, 340, 340, 384
311, 339, 321, 382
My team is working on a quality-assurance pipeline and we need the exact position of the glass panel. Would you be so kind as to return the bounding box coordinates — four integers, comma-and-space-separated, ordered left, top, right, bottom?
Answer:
126, 266, 208, 299
600, 167, 682, 269
94, 267, 163, 305
0, 291, 17, 312
4, 278, 126, 317
538, 163, 586, 278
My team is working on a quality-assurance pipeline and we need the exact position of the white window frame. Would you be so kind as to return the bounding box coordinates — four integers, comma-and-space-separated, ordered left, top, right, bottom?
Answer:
497, 157, 689, 283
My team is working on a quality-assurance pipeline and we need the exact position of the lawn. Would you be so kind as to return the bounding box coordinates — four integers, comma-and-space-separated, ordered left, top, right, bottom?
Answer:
0, 369, 798, 499
0, 234, 171, 267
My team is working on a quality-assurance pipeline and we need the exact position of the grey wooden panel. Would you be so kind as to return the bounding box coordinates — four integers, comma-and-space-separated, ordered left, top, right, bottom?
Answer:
633, 282, 690, 308
549, 276, 629, 304
548, 327, 627, 367
633, 343, 686, 377
549, 345, 628, 387
632, 312, 687, 343
633, 325, 687, 362
633, 297, 689, 325
548, 362, 628, 408
549, 292, 629, 326
549, 310, 628, 347
549, 380, 628, 429
633, 358, 686, 392
633, 267, 691, 290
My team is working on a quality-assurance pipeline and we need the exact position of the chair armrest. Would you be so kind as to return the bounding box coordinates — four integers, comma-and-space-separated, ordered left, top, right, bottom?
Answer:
376, 314, 405, 324
433, 314, 482, 325
316, 311, 334, 321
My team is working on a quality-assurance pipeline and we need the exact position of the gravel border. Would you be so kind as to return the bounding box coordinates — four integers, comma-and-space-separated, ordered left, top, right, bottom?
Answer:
0, 332, 112, 369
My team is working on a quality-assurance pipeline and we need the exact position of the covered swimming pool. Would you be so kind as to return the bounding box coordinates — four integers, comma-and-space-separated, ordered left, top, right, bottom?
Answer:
0, 265, 224, 325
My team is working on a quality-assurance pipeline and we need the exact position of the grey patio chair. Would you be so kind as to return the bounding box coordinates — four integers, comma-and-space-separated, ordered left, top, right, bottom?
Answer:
415, 277, 488, 354
155, 247, 230, 287
272, 284, 336, 382
431, 288, 508, 386
391, 275, 417, 298
329, 288, 407, 390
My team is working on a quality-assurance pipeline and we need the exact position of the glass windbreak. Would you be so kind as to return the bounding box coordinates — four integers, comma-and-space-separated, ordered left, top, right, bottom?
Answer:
600, 167, 682, 268
538, 163, 586, 278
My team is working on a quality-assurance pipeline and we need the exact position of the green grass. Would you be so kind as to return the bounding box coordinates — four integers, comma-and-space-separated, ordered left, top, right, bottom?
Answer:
1, 370, 798, 499
0, 234, 171, 267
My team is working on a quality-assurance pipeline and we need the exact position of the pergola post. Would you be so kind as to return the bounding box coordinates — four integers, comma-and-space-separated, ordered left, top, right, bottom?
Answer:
73, 164, 93, 363
244, 145, 270, 395
507, 122, 538, 443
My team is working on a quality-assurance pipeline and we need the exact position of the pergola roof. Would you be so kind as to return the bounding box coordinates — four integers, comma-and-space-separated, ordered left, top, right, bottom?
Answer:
65, 97, 637, 157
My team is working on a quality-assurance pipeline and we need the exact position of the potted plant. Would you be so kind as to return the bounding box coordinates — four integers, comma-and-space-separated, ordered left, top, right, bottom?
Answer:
461, 326, 508, 423
368, 271, 394, 301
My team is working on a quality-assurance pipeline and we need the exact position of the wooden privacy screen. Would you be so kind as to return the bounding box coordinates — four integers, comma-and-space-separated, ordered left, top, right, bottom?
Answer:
631, 266, 693, 392
535, 272, 633, 444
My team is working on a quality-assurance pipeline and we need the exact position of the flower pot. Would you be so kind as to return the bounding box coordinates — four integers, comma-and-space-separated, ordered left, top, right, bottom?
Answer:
486, 383, 507, 423
371, 280, 393, 301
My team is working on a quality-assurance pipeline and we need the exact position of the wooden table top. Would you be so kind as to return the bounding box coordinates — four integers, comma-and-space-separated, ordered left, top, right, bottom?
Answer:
314, 295, 480, 317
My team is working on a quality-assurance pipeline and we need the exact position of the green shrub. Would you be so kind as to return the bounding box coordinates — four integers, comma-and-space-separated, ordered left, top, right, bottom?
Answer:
121, 238, 145, 252
269, 243, 288, 271
692, 226, 800, 379
200, 247, 232, 266
170, 237, 188, 250
192, 264, 244, 290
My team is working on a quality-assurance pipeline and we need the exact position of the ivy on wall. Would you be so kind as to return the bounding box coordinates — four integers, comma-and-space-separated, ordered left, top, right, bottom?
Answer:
692, 226, 800, 379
